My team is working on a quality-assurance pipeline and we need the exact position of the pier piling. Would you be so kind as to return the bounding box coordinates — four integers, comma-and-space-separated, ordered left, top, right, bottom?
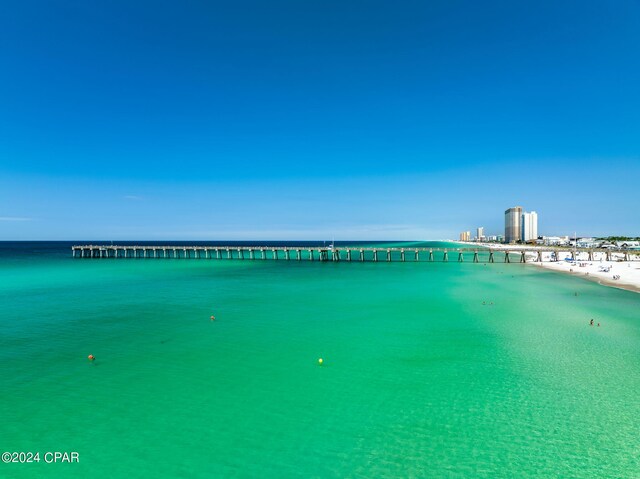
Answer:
72, 245, 634, 266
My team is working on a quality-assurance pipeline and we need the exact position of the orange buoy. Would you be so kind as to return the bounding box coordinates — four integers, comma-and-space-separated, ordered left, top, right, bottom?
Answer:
88, 354, 95, 361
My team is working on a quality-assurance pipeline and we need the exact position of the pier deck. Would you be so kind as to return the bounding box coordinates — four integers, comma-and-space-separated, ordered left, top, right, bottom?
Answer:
71, 245, 640, 263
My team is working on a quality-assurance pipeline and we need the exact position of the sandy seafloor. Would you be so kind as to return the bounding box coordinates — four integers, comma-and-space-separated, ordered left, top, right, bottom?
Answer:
1, 241, 639, 478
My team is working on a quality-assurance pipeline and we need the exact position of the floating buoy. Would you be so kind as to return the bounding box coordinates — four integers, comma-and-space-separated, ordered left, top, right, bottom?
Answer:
210, 315, 215, 321
318, 358, 323, 365
88, 354, 95, 361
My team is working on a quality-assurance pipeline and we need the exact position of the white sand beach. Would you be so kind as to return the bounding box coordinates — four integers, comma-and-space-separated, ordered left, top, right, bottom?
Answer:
532, 254, 640, 293
453, 241, 640, 293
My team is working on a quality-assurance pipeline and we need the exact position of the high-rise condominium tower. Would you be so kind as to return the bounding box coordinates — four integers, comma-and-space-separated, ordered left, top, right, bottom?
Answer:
504, 206, 523, 243
521, 211, 538, 242
477, 227, 484, 240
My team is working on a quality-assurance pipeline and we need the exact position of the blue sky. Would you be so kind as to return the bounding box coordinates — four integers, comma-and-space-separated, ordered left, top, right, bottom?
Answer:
1, 0, 638, 240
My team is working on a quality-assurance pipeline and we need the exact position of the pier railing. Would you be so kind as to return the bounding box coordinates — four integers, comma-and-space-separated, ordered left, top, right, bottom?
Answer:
71, 245, 640, 263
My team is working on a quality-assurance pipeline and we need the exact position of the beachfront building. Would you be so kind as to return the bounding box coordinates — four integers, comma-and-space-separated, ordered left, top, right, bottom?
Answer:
540, 236, 569, 246
477, 227, 484, 241
577, 237, 599, 248
504, 206, 522, 243
483, 235, 504, 243
460, 231, 471, 241
521, 211, 538, 242
616, 241, 640, 249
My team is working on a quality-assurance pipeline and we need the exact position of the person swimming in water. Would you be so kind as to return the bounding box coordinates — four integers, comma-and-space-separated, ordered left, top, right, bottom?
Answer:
590, 319, 594, 326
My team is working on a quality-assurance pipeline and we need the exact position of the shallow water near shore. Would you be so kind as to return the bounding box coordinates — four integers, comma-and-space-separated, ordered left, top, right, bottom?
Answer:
1, 241, 639, 478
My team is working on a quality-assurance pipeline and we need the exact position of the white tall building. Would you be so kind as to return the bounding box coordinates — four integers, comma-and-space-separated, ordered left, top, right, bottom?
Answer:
521, 211, 538, 242
477, 227, 484, 241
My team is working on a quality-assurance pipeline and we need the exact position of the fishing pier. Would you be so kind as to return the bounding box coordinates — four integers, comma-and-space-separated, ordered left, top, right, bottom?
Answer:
71, 245, 640, 263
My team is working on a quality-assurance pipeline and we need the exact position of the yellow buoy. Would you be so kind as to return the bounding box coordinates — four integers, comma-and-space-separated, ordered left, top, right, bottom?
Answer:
318, 358, 324, 365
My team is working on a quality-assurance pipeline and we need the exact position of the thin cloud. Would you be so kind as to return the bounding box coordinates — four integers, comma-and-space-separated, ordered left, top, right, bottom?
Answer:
0, 216, 32, 221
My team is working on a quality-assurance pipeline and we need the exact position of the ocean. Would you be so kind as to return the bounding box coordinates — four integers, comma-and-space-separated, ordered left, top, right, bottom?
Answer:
1, 241, 639, 478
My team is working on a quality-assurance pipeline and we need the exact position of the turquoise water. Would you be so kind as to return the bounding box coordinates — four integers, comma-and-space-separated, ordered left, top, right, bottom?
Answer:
1, 242, 639, 478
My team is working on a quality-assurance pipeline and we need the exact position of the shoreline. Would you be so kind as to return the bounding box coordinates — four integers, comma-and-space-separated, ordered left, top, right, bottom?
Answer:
452, 240, 640, 294
530, 261, 640, 294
